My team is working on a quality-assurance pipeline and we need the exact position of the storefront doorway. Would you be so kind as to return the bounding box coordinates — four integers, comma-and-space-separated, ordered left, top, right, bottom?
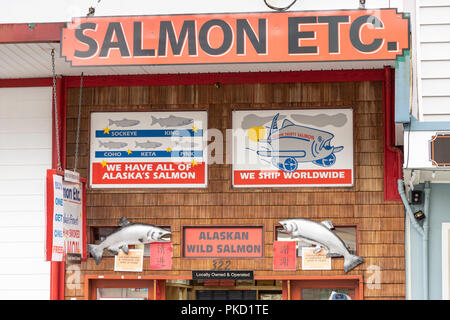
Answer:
85, 276, 361, 300
187, 280, 282, 300
85, 277, 166, 300
283, 277, 362, 300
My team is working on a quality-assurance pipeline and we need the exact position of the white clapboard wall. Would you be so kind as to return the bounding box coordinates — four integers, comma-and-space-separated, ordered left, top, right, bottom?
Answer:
0, 87, 52, 299
416, 0, 450, 121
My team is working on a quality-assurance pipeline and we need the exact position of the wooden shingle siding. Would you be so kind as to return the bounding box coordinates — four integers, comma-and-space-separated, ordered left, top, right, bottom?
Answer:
64, 81, 405, 300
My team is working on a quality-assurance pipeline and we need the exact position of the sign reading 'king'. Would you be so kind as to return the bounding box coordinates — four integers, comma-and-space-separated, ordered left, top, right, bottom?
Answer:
61, 9, 409, 66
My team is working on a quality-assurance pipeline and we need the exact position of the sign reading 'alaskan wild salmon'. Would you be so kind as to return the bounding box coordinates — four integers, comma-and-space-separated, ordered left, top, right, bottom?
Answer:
183, 227, 264, 258
61, 9, 409, 66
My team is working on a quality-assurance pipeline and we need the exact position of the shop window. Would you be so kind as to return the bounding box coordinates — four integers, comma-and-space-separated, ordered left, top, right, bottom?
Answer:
301, 288, 354, 300
90, 226, 171, 257
287, 278, 361, 300
259, 291, 282, 300
87, 278, 163, 300
166, 280, 192, 300
97, 288, 148, 300
275, 225, 357, 256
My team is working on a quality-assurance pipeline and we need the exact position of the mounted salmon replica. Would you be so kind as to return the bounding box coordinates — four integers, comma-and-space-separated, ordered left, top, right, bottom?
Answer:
88, 217, 171, 265
279, 218, 364, 273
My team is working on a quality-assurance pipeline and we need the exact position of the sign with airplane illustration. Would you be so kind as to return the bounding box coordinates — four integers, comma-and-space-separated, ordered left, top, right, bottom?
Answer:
232, 108, 353, 187
90, 111, 207, 188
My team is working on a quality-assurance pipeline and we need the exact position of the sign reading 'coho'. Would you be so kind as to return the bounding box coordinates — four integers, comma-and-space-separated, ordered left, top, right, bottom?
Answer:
61, 9, 409, 66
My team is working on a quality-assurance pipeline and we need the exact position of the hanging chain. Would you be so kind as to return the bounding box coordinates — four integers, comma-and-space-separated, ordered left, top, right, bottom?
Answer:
51, 49, 62, 171
74, 73, 84, 172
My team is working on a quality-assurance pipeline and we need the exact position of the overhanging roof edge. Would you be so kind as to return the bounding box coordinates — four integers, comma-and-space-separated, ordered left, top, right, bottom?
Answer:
0, 22, 64, 44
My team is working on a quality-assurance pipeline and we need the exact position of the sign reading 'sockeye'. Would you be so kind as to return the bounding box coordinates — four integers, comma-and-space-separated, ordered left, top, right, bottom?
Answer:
61, 9, 409, 66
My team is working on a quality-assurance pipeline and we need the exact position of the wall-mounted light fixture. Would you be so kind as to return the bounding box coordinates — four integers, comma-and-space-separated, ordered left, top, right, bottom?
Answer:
86, 7, 95, 17
359, 0, 366, 9
411, 190, 423, 205
414, 210, 426, 221
264, 0, 297, 11
86, 0, 102, 17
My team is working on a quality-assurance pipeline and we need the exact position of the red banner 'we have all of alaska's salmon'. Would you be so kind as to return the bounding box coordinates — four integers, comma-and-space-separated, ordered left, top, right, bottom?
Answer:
92, 161, 206, 185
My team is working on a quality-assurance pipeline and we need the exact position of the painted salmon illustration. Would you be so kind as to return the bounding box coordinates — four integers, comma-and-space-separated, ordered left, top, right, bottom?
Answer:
256, 113, 344, 172
151, 115, 193, 127
108, 118, 140, 127
135, 140, 163, 149
99, 141, 128, 149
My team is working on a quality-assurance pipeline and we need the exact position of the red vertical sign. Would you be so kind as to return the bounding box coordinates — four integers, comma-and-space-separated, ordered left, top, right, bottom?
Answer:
45, 169, 88, 261
150, 242, 172, 270
273, 241, 296, 271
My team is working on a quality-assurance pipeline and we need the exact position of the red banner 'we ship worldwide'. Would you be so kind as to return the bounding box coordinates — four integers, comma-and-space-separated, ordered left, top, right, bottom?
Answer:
233, 169, 352, 186
92, 162, 205, 185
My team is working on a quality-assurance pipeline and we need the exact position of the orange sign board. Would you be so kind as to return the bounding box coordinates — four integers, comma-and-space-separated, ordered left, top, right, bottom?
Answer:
61, 9, 409, 66
183, 227, 264, 258
273, 241, 296, 270
150, 242, 172, 270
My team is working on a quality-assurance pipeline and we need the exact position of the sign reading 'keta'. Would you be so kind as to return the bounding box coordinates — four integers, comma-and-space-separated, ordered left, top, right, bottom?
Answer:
61, 9, 409, 66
